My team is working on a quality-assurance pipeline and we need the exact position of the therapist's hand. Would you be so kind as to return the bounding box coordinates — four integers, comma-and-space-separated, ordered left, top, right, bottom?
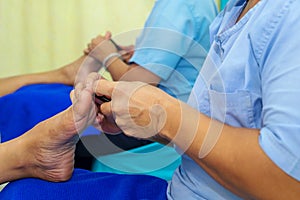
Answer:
72, 73, 121, 134
92, 78, 179, 139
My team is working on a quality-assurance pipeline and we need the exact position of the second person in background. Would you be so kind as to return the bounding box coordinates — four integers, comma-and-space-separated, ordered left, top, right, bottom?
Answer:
83, 0, 218, 179
0, 0, 218, 179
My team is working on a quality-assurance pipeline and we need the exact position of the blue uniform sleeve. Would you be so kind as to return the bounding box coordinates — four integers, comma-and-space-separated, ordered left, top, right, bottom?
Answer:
256, 0, 300, 181
130, 0, 217, 81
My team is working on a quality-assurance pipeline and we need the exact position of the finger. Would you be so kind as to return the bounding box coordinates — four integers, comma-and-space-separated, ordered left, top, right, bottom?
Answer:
83, 48, 90, 55
96, 112, 105, 123
93, 79, 117, 99
105, 31, 112, 40
121, 52, 132, 63
117, 44, 134, 52
100, 102, 112, 116
91, 38, 96, 45
88, 43, 93, 51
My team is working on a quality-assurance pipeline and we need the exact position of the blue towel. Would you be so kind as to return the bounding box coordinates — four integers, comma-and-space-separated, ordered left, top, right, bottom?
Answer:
0, 169, 167, 200
0, 83, 73, 142
0, 84, 167, 199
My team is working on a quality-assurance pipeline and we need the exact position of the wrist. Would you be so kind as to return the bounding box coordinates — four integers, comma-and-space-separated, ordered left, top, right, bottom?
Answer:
102, 52, 122, 69
89, 39, 119, 64
158, 95, 181, 141
159, 99, 202, 153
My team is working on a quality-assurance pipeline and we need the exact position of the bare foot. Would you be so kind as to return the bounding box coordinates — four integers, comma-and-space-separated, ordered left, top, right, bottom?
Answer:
18, 86, 96, 182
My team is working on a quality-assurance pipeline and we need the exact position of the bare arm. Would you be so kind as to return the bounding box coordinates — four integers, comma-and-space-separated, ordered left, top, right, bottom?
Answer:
107, 59, 161, 86
160, 99, 300, 200
93, 80, 300, 200
0, 68, 69, 97
0, 55, 100, 97
86, 33, 161, 86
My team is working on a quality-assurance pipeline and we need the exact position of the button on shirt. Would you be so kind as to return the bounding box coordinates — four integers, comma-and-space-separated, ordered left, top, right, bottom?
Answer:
168, 0, 300, 199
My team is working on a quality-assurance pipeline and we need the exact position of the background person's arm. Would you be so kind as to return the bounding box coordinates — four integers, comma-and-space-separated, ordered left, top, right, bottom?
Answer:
85, 34, 161, 86
0, 55, 100, 97
107, 59, 161, 86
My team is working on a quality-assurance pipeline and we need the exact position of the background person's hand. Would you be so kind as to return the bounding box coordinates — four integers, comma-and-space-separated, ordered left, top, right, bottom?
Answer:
117, 44, 135, 64
83, 32, 135, 65
83, 31, 112, 55
83, 31, 117, 63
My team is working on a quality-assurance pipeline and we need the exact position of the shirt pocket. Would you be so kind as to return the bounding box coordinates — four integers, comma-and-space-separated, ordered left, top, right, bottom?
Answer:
204, 89, 256, 128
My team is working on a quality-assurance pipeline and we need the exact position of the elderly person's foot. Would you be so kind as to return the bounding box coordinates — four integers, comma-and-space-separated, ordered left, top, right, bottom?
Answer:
22, 108, 80, 182
17, 85, 96, 182
0, 74, 97, 184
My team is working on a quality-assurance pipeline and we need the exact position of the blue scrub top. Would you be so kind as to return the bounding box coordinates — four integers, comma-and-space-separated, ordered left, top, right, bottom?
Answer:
169, 0, 300, 199
93, 0, 218, 181
130, 0, 218, 102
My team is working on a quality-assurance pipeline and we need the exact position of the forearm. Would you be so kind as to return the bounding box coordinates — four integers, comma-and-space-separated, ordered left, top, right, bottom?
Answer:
0, 75, 30, 96
0, 68, 71, 97
107, 59, 160, 86
87, 35, 160, 85
106, 58, 131, 81
160, 100, 300, 199
0, 56, 87, 96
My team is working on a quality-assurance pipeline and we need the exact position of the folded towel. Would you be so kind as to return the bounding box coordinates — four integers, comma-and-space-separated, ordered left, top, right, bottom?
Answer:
0, 83, 72, 142
0, 168, 167, 200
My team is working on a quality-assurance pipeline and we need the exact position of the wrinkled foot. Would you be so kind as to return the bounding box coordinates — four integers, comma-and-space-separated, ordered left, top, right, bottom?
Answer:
21, 108, 78, 182
20, 86, 96, 182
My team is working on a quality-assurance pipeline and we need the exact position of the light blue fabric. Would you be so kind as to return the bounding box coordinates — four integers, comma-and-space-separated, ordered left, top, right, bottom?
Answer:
130, 0, 218, 102
220, 0, 229, 10
168, 0, 300, 199
93, 143, 181, 181
93, 0, 218, 181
